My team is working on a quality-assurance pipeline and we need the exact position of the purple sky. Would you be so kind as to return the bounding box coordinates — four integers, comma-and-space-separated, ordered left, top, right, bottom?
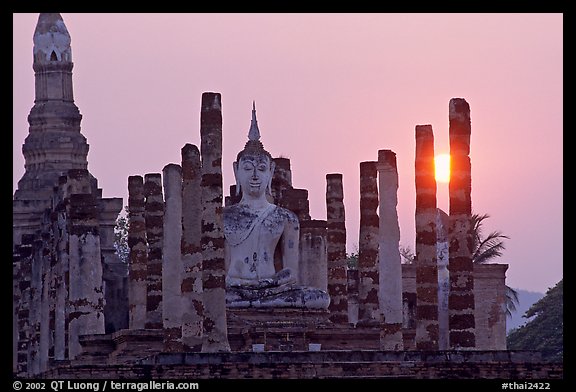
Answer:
13, 13, 563, 293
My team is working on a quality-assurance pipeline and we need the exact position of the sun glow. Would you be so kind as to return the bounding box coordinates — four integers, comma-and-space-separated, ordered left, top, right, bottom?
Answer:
435, 154, 451, 183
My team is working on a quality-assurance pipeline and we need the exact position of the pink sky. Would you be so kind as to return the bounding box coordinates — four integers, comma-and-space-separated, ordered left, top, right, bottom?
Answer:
13, 13, 563, 294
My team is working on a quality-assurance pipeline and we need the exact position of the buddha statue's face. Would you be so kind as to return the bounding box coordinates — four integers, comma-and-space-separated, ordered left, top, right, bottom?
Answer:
234, 153, 275, 199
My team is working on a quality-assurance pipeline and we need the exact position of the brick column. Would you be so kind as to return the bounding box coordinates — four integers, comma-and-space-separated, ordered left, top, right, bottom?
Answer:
436, 208, 450, 350
13, 254, 21, 373
358, 161, 380, 324
414, 125, 439, 350
377, 150, 403, 349
53, 195, 69, 361
128, 176, 148, 329
299, 219, 328, 290
14, 236, 34, 376
162, 164, 183, 351
46, 210, 61, 367
347, 269, 359, 325
473, 264, 508, 350
98, 197, 126, 334
28, 236, 42, 374
271, 157, 293, 204
199, 92, 230, 352
448, 98, 476, 349
38, 217, 53, 372
144, 173, 164, 329
401, 264, 417, 349
279, 188, 311, 222
181, 144, 204, 352
66, 171, 105, 359
326, 173, 348, 324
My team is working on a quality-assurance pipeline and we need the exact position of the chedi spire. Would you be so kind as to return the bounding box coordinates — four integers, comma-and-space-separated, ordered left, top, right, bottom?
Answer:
33, 13, 72, 64
15, 12, 89, 198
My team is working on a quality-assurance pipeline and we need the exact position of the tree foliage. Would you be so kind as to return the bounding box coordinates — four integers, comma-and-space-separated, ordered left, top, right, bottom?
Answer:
346, 252, 358, 270
114, 206, 129, 263
399, 245, 415, 264
507, 279, 563, 362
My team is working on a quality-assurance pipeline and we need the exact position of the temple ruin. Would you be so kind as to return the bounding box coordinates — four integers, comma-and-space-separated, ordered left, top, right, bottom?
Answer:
12, 13, 560, 379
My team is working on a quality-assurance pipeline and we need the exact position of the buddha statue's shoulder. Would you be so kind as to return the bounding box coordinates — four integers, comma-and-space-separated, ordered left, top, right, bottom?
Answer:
223, 203, 249, 216
223, 203, 298, 225
223, 204, 255, 232
270, 205, 299, 225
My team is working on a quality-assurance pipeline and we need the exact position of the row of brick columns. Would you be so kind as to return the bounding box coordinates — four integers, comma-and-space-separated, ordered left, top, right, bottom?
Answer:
124, 95, 477, 351
127, 92, 230, 353
354, 152, 404, 349
13, 170, 115, 376
353, 98, 476, 349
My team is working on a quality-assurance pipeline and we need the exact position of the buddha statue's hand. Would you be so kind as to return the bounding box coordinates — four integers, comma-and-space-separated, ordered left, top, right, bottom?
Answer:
249, 277, 276, 289
226, 268, 296, 290
272, 268, 296, 286
226, 276, 276, 290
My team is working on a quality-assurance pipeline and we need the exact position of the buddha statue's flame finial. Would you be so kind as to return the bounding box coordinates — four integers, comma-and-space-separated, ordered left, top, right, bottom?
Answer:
248, 101, 261, 142
236, 101, 272, 163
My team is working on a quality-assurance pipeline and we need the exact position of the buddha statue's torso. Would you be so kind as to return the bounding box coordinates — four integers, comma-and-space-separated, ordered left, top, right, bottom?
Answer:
224, 203, 299, 284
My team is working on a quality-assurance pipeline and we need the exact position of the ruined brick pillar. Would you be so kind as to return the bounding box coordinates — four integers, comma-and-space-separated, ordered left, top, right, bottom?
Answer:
66, 170, 105, 359
358, 161, 380, 324
144, 173, 164, 329
45, 250, 58, 367
347, 269, 359, 325
414, 125, 439, 350
473, 264, 508, 350
98, 197, 126, 334
299, 220, 328, 290
28, 235, 43, 374
271, 157, 293, 204
162, 164, 183, 352
326, 173, 348, 324
13, 253, 21, 373
279, 188, 311, 222
53, 193, 69, 361
377, 150, 404, 350
14, 236, 34, 376
436, 208, 450, 350
448, 98, 476, 349
181, 144, 204, 352
38, 217, 53, 372
128, 176, 148, 329
199, 92, 230, 352
401, 264, 417, 349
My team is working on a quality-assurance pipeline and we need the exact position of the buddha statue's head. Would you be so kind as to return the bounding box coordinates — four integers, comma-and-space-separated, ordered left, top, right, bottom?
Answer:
233, 102, 275, 199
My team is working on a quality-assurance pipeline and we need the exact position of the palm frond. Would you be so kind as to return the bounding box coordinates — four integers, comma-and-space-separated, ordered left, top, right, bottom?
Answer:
473, 232, 509, 264
469, 212, 516, 318
470, 213, 509, 264
506, 285, 520, 317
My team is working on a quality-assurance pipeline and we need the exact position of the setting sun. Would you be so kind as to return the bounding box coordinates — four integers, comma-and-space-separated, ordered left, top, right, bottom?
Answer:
435, 154, 451, 183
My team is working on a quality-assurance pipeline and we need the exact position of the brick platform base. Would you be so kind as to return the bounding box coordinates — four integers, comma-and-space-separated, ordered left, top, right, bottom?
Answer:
39, 350, 562, 379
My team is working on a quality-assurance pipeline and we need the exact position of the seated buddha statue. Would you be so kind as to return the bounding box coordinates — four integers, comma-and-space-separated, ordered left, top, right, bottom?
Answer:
223, 103, 330, 309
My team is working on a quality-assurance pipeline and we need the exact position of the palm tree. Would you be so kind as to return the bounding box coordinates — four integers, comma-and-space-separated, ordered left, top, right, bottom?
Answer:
470, 213, 518, 317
